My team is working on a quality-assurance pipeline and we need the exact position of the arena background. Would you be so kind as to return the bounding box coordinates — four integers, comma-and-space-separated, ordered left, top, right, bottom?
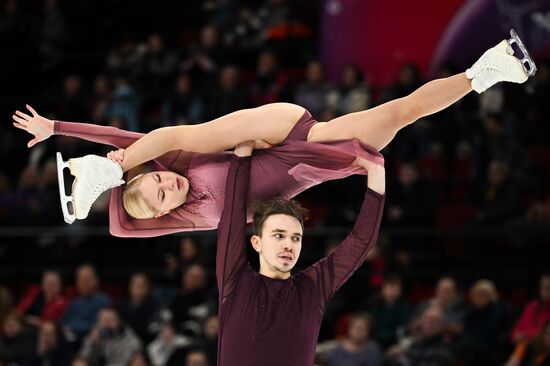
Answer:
0, 0, 549, 365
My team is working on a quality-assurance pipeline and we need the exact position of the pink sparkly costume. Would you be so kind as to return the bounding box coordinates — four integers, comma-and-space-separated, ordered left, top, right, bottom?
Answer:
54, 110, 384, 237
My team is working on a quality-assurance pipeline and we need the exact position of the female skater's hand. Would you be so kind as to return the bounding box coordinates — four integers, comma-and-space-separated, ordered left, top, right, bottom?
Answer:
234, 141, 255, 157
353, 157, 385, 195
12, 105, 54, 148
107, 148, 125, 164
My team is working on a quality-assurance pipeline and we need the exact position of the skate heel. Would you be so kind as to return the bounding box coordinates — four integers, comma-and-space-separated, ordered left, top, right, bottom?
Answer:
69, 157, 84, 178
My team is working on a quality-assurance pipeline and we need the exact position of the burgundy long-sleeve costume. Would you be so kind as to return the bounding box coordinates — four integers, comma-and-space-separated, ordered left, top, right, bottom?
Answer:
54, 110, 383, 237
216, 155, 385, 366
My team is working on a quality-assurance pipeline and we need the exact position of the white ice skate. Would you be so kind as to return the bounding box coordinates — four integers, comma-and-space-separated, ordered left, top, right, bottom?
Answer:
466, 29, 537, 94
56, 152, 124, 224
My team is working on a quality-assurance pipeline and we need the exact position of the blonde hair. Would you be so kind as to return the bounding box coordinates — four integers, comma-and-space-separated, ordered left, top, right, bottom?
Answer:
470, 279, 499, 302
122, 174, 156, 219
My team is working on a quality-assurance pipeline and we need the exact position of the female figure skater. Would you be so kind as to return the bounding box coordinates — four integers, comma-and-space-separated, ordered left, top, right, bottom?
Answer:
12, 36, 534, 237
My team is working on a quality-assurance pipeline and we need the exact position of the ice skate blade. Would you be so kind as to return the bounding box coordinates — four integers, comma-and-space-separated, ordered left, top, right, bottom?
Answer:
56, 152, 76, 224
508, 29, 537, 77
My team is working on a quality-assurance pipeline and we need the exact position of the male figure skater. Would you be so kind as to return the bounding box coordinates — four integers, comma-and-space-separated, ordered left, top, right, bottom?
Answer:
216, 141, 385, 365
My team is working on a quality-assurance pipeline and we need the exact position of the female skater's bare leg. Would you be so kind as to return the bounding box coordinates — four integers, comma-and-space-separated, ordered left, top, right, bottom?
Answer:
307, 73, 472, 151
307, 34, 533, 151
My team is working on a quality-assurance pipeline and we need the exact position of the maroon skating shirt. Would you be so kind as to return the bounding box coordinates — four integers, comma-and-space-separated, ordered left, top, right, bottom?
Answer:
216, 155, 385, 366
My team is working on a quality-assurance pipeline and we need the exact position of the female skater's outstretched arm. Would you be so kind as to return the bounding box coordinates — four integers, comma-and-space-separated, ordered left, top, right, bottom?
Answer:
13, 103, 304, 172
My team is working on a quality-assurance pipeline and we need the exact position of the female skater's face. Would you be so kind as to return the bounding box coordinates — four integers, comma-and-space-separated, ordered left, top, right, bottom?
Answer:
138, 171, 189, 216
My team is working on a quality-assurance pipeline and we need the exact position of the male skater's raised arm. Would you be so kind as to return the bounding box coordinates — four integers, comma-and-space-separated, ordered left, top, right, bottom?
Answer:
302, 157, 386, 307
216, 141, 254, 303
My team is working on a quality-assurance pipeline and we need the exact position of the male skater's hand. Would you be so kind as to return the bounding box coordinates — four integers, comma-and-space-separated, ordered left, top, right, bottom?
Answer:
234, 141, 255, 157
353, 157, 385, 195
12, 105, 54, 147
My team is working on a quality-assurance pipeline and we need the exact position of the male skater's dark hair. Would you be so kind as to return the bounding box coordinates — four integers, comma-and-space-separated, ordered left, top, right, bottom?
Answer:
252, 197, 309, 236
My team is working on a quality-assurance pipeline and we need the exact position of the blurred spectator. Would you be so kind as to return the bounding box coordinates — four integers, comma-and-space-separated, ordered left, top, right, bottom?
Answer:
162, 73, 203, 125
325, 313, 382, 366
252, 0, 291, 43
79, 307, 141, 366
146, 322, 187, 366
181, 25, 223, 90
526, 197, 550, 225
479, 85, 504, 117
102, 77, 140, 131
128, 352, 150, 366
327, 64, 370, 117
168, 264, 210, 336
250, 50, 287, 106
202, 65, 250, 120
363, 275, 410, 350
472, 113, 529, 186
117, 273, 160, 344
13, 165, 41, 222
62, 264, 111, 342
185, 349, 209, 366
0, 312, 33, 365
294, 60, 331, 120
89, 75, 112, 124
460, 279, 509, 366
39, 0, 68, 73
204, 0, 240, 46
58, 75, 88, 121
511, 275, 550, 343
0, 286, 14, 329
25, 321, 71, 366
160, 237, 203, 294
505, 321, 550, 366
199, 315, 218, 366
106, 38, 141, 79
386, 306, 455, 366
385, 162, 435, 226
16, 270, 68, 327
137, 33, 178, 92
71, 357, 89, 366
472, 160, 521, 225
410, 277, 465, 337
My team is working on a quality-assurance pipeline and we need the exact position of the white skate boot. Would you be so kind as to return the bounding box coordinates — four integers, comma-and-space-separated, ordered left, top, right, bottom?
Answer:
466, 29, 537, 94
56, 152, 124, 224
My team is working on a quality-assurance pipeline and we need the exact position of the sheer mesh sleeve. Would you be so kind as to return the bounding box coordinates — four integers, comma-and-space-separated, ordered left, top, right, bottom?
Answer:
216, 155, 251, 302
54, 121, 144, 148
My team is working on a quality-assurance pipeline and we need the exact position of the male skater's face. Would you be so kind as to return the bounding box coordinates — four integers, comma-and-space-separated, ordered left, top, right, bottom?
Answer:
251, 214, 303, 280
